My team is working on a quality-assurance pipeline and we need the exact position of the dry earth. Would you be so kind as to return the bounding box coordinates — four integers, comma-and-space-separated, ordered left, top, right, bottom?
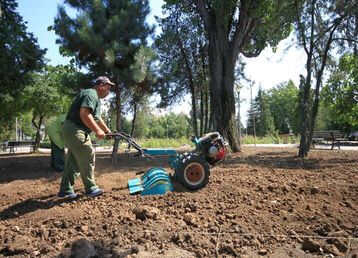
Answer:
0, 147, 357, 257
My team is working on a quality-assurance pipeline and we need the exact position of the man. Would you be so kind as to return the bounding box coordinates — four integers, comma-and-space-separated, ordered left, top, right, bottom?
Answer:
46, 114, 66, 172
58, 76, 114, 199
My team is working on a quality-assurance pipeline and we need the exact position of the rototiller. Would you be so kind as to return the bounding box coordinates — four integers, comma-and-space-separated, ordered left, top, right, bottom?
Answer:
107, 132, 228, 195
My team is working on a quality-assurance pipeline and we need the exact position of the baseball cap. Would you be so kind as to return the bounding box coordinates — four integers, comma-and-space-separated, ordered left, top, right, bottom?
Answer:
94, 76, 115, 86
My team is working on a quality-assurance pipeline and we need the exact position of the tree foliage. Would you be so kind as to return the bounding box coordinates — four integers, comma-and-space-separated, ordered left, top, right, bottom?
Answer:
0, 0, 46, 136
246, 88, 274, 137
22, 65, 74, 150
321, 54, 358, 131
267, 80, 299, 134
120, 112, 191, 139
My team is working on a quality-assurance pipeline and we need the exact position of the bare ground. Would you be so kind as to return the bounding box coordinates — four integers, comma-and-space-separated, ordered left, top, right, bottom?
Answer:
0, 147, 357, 257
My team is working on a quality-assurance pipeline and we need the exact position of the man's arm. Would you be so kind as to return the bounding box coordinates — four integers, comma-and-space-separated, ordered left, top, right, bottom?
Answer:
79, 107, 105, 139
97, 117, 111, 134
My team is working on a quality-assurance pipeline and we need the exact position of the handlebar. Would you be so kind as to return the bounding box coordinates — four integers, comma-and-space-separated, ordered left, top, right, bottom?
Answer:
105, 132, 151, 159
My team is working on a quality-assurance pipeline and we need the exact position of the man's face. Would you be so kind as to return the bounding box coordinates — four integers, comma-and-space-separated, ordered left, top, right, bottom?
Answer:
97, 83, 111, 98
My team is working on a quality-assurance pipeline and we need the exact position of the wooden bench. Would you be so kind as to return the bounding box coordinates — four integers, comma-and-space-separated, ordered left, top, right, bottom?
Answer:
312, 130, 346, 150
6, 141, 36, 153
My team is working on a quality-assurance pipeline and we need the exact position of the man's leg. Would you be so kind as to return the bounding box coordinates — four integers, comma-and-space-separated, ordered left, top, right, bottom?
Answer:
52, 143, 65, 172
62, 120, 98, 193
71, 136, 98, 193
59, 149, 78, 194
50, 141, 56, 170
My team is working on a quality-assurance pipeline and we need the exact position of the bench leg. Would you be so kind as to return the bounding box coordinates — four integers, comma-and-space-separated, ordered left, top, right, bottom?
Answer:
331, 141, 340, 150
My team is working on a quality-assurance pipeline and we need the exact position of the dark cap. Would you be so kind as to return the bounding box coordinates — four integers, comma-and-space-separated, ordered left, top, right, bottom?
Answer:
94, 76, 115, 86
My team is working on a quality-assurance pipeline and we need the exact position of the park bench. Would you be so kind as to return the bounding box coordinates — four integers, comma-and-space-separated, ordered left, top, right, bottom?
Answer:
312, 130, 346, 150
5, 141, 36, 153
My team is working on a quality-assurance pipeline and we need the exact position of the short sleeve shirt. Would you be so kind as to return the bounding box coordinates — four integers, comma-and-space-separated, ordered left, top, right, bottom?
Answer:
66, 89, 101, 133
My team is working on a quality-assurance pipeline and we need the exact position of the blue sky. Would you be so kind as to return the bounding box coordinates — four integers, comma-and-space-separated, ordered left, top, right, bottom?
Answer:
17, 0, 70, 65
16, 0, 305, 124
17, 0, 165, 65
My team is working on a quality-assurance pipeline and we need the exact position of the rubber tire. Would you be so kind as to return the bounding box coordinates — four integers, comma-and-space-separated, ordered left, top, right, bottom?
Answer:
176, 154, 210, 190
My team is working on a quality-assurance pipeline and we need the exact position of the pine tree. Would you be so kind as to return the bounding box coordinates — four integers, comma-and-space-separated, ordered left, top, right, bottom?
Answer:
246, 89, 274, 137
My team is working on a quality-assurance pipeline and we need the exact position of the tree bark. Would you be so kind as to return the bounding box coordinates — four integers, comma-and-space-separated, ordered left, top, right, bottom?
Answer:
112, 79, 121, 165
195, 0, 261, 152
308, 26, 338, 151
298, 0, 316, 158
200, 45, 210, 134
204, 86, 209, 133
208, 31, 240, 152
200, 87, 204, 136
130, 102, 137, 137
32, 115, 44, 152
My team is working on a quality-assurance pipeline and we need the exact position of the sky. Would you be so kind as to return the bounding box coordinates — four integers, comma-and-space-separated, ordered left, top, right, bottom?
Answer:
16, 0, 305, 125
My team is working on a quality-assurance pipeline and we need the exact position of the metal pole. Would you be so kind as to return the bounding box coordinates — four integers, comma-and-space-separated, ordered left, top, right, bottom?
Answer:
250, 83, 256, 147
15, 117, 18, 141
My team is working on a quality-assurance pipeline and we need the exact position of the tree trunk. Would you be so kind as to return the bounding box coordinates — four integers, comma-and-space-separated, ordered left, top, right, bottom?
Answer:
112, 81, 121, 164
298, 77, 311, 157
200, 87, 204, 136
298, 0, 315, 158
237, 89, 242, 142
130, 102, 137, 137
32, 115, 44, 152
308, 28, 337, 150
204, 87, 209, 133
200, 46, 210, 134
208, 33, 240, 152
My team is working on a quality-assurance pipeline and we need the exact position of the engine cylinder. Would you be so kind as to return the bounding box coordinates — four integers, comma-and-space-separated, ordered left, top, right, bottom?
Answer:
208, 145, 219, 158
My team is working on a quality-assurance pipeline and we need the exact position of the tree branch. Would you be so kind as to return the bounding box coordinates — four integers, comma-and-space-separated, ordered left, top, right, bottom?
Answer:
195, 0, 210, 32
232, 0, 256, 58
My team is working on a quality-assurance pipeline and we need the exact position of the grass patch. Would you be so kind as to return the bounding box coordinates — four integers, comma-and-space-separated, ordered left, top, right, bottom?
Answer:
242, 135, 299, 144
138, 137, 193, 148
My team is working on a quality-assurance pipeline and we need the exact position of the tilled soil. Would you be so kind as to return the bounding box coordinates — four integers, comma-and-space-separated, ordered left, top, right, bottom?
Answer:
0, 147, 357, 257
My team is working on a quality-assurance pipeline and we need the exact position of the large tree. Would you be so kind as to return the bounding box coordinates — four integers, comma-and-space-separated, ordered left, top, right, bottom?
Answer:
165, 0, 301, 151
154, 4, 210, 137
0, 0, 46, 137
52, 0, 154, 162
294, 0, 358, 157
267, 80, 299, 134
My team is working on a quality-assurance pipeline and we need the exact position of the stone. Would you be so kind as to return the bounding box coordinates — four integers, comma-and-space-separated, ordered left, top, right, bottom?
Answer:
258, 249, 268, 255
301, 238, 321, 253
133, 206, 160, 220
70, 238, 97, 258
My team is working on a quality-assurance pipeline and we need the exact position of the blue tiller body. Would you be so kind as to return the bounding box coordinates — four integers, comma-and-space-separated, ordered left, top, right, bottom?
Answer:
107, 132, 228, 195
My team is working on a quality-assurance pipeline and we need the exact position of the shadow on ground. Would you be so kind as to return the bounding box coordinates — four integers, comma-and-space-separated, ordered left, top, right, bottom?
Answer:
224, 149, 358, 170
0, 194, 79, 221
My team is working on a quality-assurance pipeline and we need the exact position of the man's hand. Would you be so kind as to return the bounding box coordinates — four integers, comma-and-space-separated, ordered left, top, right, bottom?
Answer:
95, 128, 106, 139
80, 108, 106, 139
